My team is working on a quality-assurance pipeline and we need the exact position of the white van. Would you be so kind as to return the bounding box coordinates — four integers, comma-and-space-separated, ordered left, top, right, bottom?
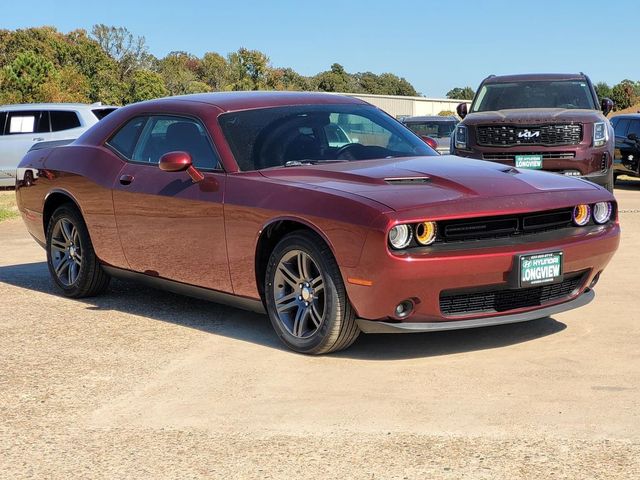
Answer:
0, 103, 117, 187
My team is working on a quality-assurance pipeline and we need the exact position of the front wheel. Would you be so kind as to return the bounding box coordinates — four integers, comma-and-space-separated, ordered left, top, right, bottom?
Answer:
46, 205, 110, 298
264, 231, 360, 354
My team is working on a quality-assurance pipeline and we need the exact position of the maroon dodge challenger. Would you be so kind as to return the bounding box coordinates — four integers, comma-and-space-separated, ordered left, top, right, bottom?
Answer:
16, 92, 620, 354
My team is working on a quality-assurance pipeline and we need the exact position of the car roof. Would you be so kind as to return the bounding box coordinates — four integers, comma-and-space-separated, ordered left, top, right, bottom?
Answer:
483, 73, 587, 84
402, 115, 457, 122
0, 102, 118, 111
137, 91, 368, 112
612, 113, 640, 119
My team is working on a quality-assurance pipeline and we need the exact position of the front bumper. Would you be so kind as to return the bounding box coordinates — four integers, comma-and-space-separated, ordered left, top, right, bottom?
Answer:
342, 220, 619, 327
357, 289, 594, 333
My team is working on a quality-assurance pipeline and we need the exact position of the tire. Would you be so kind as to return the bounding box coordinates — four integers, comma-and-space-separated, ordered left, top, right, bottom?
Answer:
45, 204, 110, 298
264, 231, 360, 354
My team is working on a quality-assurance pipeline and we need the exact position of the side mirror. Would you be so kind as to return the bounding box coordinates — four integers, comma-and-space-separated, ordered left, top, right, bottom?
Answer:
420, 135, 438, 151
601, 98, 614, 116
628, 133, 639, 142
456, 103, 468, 119
159, 151, 204, 183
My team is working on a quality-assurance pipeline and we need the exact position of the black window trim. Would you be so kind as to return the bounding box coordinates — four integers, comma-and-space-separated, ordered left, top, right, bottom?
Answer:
105, 113, 225, 173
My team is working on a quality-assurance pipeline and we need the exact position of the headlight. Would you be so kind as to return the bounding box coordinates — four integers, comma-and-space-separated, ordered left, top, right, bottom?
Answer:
388, 224, 412, 249
593, 122, 608, 147
415, 221, 437, 245
454, 125, 468, 149
593, 202, 612, 224
573, 204, 591, 226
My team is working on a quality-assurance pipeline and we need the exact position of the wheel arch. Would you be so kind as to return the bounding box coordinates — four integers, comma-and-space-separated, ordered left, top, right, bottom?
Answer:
254, 217, 337, 303
42, 189, 84, 233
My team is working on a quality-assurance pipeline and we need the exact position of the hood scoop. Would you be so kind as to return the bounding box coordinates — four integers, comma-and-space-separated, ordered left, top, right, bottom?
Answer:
501, 167, 521, 175
384, 176, 430, 185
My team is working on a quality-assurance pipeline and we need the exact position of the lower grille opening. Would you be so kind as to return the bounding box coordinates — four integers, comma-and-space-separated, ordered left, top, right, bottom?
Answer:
439, 273, 586, 317
482, 152, 576, 161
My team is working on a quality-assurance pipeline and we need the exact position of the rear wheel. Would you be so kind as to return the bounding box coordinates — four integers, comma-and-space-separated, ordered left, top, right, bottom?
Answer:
46, 205, 110, 298
265, 231, 360, 354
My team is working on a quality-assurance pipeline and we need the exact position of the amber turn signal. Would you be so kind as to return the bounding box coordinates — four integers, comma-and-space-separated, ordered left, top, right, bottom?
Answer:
415, 221, 437, 245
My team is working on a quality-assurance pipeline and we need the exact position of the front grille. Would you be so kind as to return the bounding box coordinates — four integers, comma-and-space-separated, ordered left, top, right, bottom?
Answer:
440, 273, 585, 316
482, 152, 576, 161
477, 124, 582, 146
439, 208, 574, 243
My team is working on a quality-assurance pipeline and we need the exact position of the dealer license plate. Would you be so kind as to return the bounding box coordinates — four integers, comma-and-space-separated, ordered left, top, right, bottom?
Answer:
519, 251, 563, 288
515, 155, 543, 169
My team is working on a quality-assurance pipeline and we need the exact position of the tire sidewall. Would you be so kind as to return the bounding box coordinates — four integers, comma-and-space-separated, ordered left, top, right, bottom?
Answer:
46, 205, 93, 296
265, 233, 343, 353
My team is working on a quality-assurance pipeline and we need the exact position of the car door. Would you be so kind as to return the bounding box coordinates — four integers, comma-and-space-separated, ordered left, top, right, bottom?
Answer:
111, 114, 232, 293
0, 110, 50, 178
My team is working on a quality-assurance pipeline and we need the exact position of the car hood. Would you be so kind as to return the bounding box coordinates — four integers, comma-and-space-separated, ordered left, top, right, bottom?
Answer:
259, 156, 600, 212
462, 108, 604, 125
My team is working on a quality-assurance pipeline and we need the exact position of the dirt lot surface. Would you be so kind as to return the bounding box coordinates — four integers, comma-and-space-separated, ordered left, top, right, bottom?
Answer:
1, 180, 639, 479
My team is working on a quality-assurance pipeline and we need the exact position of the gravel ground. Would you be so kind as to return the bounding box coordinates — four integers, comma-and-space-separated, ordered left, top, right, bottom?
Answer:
1, 180, 639, 479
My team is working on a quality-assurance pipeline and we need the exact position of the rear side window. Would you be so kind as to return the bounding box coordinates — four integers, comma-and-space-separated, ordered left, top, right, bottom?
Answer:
92, 108, 117, 120
614, 119, 630, 137
50, 111, 81, 132
4, 111, 49, 135
628, 120, 640, 138
107, 117, 148, 159
132, 115, 220, 169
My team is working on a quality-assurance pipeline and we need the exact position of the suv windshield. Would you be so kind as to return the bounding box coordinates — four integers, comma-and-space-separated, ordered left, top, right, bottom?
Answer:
219, 104, 435, 171
471, 80, 596, 112
404, 121, 456, 138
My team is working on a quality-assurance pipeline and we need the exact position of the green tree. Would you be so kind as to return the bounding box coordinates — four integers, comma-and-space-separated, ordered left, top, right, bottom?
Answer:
227, 48, 270, 90
611, 79, 638, 111
594, 81, 612, 101
91, 24, 151, 80
315, 63, 358, 93
1, 51, 54, 102
438, 110, 455, 117
158, 51, 207, 96
127, 69, 168, 103
446, 86, 475, 100
199, 52, 229, 91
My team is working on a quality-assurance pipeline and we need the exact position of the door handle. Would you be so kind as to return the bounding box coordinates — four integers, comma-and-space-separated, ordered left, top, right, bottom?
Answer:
33, 137, 45, 142
119, 174, 134, 185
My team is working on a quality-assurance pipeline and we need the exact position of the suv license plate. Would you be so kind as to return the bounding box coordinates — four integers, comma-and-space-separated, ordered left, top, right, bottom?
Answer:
519, 251, 563, 288
515, 155, 543, 169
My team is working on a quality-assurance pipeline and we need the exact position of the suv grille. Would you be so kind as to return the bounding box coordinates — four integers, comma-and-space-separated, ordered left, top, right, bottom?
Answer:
439, 273, 585, 316
477, 124, 582, 146
482, 152, 576, 161
439, 208, 574, 243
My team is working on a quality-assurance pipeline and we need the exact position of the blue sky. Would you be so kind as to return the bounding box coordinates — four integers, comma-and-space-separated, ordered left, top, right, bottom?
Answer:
2, 0, 637, 97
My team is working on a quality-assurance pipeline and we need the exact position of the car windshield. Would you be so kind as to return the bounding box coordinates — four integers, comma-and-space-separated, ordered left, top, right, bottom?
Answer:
404, 121, 457, 138
471, 80, 596, 112
218, 104, 436, 171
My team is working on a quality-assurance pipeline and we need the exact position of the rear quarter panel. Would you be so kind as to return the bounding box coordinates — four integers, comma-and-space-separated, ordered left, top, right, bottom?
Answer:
17, 144, 128, 267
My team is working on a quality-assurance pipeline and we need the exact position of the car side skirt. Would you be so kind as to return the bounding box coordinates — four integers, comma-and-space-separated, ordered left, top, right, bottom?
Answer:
102, 266, 266, 314
356, 289, 594, 333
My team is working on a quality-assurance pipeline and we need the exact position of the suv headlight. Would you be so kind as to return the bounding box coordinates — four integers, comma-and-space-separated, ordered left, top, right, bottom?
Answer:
455, 125, 468, 150
593, 122, 608, 147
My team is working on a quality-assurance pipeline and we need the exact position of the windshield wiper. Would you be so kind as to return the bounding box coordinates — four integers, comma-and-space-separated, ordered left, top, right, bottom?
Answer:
284, 159, 349, 167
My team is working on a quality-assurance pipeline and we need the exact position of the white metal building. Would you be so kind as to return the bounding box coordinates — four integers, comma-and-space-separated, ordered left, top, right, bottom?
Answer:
343, 93, 472, 118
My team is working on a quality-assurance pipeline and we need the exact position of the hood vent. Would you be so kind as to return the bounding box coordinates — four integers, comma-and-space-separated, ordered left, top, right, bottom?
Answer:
384, 176, 430, 185
501, 167, 520, 175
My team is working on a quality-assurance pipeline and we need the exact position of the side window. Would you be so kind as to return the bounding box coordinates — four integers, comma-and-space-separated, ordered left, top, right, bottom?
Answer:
50, 111, 81, 132
627, 120, 640, 138
132, 115, 220, 169
0, 112, 6, 136
5, 111, 49, 135
107, 117, 148, 159
614, 119, 630, 137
